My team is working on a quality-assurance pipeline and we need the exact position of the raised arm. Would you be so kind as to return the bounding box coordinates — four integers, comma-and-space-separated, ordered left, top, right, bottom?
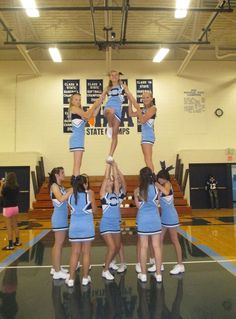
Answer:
71, 89, 107, 121
116, 165, 127, 194
100, 164, 111, 198
155, 181, 171, 196
128, 100, 138, 117
135, 105, 156, 124
111, 162, 120, 195
51, 184, 73, 202
123, 84, 141, 110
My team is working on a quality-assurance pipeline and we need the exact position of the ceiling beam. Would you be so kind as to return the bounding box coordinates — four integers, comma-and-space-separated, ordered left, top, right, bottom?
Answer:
0, 6, 233, 13
177, 0, 228, 76
0, 13, 40, 75
4, 40, 210, 46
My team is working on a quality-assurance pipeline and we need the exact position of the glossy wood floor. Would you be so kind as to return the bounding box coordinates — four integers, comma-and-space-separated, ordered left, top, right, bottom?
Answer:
0, 209, 235, 318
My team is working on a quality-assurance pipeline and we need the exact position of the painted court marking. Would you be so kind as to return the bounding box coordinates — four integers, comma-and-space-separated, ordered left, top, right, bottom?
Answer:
178, 228, 236, 276
2, 259, 236, 270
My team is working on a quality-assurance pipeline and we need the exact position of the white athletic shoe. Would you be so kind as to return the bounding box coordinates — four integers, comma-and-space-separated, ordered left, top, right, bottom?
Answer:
82, 276, 91, 286
135, 263, 141, 273
148, 264, 165, 272
65, 277, 74, 287
170, 264, 185, 275
76, 262, 81, 270
106, 124, 113, 138
102, 270, 114, 280
154, 273, 162, 283
109, 261, 119, 271
149, 258, 155, 264
53, 271, 69, 280
50, 267, 68, 275
106, 155, 114, 164
117, 263, 127, 273
137, 273, 147, 283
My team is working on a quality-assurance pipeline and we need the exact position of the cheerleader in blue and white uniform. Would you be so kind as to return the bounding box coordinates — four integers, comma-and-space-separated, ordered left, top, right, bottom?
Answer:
156, 163, 185, 275
100, 161, 123, 280
104, 70, 125, 163
124, 86, 156, 172
49, 167, 73, 280
134, 167, 162, 283
66, 175, 97, 287
69, 91, 106, 177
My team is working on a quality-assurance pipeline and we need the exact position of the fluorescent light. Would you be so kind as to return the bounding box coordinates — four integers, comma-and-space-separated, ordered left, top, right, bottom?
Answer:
49, 48, 62, 63
175, 0, 190, 19
153, 48, 170, 63
20, 0, 40, 17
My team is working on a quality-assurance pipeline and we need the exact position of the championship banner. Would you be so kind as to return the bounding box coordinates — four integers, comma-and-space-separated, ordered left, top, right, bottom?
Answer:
136, 79, 153, 103
86, 79, 103, 104
63, 107, 72, 133
63, 79, 80, 105
122, 79, 128, 105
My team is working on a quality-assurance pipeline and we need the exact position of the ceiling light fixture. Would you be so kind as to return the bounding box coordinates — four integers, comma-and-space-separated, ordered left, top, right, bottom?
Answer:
48, 48, 62, 63
175, 0, 190, 19
20, 0, 40, 18
153, 48, 170, 63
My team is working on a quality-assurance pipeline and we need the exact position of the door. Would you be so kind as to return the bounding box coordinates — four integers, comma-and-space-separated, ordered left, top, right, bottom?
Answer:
189, 163, 232, 209
0, 166, 30, 213
231, 165, 236, 203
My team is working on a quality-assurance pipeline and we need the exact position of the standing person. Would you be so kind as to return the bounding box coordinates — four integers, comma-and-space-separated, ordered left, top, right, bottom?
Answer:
49, 167, 73, 280
104, 70, 125, 163
69, 91, 106, 177
100, 162, 122, 280
109, 165, 127, 273
0, 173, 21, 250
205, 175, 219, 209
124, 86, 157, 172
134, 167, 162, 283
155, 164, 185, 275
66, 175, 97, 287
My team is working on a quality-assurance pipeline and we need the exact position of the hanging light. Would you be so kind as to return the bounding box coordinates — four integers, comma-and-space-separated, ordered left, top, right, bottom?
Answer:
175, 0, 190, 19
48, 48, 62, 63
20, 0, 40, 17
153, 48, 170, 63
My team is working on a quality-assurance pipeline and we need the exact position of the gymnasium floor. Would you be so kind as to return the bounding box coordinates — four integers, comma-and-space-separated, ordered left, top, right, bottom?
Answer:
0, 210, 236, 319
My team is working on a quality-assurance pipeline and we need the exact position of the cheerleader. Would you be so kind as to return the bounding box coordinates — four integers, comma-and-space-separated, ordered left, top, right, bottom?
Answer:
104, 70, 125, 163
100, 161, 125, 280
124, 85, 156, 172
66, 175, 97, 287
156, 163, 185, 275
49, 167, 73, 280
69, 91, 106, 177
134, 167, 162, 283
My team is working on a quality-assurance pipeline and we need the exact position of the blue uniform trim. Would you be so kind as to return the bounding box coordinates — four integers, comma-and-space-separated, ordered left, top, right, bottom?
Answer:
69, 236, 95, 242
69, 146, 84, 152
141, 140, 154, 145
100, 229, 121, 235
138, 229, 162, 235
162, 222, 180, 228
52, 226, 69, 232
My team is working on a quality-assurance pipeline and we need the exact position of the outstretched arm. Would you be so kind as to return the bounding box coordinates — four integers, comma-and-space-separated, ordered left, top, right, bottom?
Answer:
123, 84, 141, 110
100, 164, 111, 198
112, 162, 120, 195
128, 100, 138, 117
51, 184, 73, 202
116, 164, 127, 194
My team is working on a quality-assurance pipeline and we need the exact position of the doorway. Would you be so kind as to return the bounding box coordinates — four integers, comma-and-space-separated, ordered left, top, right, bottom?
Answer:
0, 166, 30, 213
189, 163, 233, 209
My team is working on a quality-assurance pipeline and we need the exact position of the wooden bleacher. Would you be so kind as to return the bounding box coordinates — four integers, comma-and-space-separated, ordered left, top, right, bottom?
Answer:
28, 175, 191, 219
